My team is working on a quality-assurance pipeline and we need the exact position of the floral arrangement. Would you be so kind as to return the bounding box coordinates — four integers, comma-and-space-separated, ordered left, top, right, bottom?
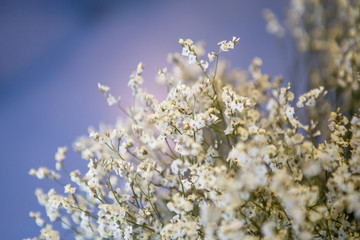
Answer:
27, 1, 360, 239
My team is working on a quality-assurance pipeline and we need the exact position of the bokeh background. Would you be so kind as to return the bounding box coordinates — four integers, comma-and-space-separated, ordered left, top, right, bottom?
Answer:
0, 0, 289, 238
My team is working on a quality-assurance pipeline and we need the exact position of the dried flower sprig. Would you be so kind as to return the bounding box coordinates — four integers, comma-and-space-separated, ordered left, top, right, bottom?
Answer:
27, 35, 359, 240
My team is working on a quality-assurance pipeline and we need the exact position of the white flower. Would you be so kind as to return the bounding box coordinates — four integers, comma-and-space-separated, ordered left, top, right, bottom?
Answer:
40, 225, 60, 240
218, 40, 229, 52
110, 128, 124, 141
106, 94, 120, 106
54, 146, 67, 162
208, 52, 216, 62
64, 184, 76, 195
29, 211, 45, 227
200, 60, 209, 70
217, 37, 240, 52
182, 46, 190, 56
263, 9, 285, 37
188, 53, 196, 64
285, 106, 295, 119
306, 98, 316, 107
98, 83, 110, 96
29, 36, 360, 240
171, 159, 181, 175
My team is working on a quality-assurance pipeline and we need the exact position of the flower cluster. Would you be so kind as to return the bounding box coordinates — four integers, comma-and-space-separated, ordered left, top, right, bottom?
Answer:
265, 0, 360, 134
27, 33, 360, 240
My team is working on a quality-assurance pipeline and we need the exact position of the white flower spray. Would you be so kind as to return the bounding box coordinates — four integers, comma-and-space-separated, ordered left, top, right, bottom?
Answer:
27, 34, 359, 240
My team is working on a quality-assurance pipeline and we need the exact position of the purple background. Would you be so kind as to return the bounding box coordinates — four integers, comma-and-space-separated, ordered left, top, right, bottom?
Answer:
0, 0, 289, 238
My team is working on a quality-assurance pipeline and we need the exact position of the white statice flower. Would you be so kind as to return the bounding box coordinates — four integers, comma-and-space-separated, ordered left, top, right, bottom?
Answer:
285, 106, 295, 120
222, 86, 254, 118
137, 158, 162, 183
188, 53, 196, 64
167, 193, 193, 215
200, 59, 209, 70
181, 46, 190, 57
208, 52, 216, 62
179, 38, 193, 46
179, 38, 199, 65
54, 146, 67, 162
263, 8, 285, 37
218, 37, 239, 52
128, 62, 144, 95
170, 159, 182, 175
170, 158, 190, 175
106, 94, 120, 106
189, 118, 206, 130
224, 124, 234, 135
88, 130, 100, 141
218, 40, 229, 52
98, 83, 110, 96
227, 146, 247, 166
54, 146, 67, 170
29, 211, 45, 227
156, 67, 172, 86
98, 83, 121, 107
181, 178, 192, 192
40, 224, 60, 240
174, 143, 188, 156
29, 167, 50, 179
174, 135, 202, 157
110, 128, 124, 142
64, 184, 76, 195
85, 161, 99, 189
29, 36, 360, 240
191, 165, 226, 192
296, 86, 327, 108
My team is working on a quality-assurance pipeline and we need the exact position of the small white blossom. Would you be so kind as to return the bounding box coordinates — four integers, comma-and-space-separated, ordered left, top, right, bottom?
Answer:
188, 53, 196, 64
64, 184, 76, 195
182, 46, 190, 56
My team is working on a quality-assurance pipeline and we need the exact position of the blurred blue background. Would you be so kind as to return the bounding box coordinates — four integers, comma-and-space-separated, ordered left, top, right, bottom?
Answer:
0, 0, 288, 238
